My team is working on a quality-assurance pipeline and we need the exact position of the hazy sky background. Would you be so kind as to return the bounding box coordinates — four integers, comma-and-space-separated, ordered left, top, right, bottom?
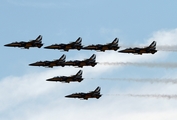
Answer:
1, 0, 177, 120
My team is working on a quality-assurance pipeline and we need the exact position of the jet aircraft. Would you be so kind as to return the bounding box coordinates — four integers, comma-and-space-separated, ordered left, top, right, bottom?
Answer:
65, 54, 97, 68
118, 41, 157, 55
82, 38, 119, 51
4, 35, 43, 49
46, 70, 83, 83
44, 37, 83, 51
65, 86, 102, 100
29, 54, 66, 68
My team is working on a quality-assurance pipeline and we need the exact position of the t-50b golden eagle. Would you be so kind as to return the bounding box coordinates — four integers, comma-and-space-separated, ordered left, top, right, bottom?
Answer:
65, 54, 97, 68
4, 35, 43, 49
65, 86, 102, 100
46, 70, 83, 83
82, 38, 119, 51
44, 37, 82, 51
29, 54, 66, 68
119, 41, 157, 55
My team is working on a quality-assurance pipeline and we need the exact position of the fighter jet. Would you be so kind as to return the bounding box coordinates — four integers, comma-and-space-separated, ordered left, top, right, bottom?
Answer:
46, 70, 83, 83
44, 37, 83, 51
65, 54, 97, 68
82, 38, 119, 51
4, 35, 43, 49
65, 86, 102, 100
29, 54, 66, 68
118, 41, 157, 55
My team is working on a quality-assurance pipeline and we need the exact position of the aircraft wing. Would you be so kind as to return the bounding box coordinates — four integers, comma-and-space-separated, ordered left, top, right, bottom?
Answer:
65, 60, 79, 66
118, 48, 136, 53
44, 44, 66, 49
82, 44, 115, 51
82, 45, 100, 50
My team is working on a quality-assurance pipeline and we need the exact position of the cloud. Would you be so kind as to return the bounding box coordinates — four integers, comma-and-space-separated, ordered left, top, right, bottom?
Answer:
148, 28, 177, 45
148, 28, 177, 51
1, 28, 177, 119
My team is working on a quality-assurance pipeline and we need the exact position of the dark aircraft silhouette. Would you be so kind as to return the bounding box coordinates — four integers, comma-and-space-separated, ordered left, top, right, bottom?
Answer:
65, 86, 102, 100
65, 54, 97, 68
29, 54, 66, 68
46, 70, 83, 83
44, 37, 83, 51
82, 38, 119, 51
118, 41, 157, 55
4, 35, 43, 49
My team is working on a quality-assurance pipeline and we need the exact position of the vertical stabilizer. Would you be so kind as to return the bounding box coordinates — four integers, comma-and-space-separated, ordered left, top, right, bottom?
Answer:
149, 41, 156, 48
75, 37, 82, 44
94, 86, 101, 93
112, 38, 119, 44
59, 54, 66, 62
36, 35, 42, 41
76, 70, 83, 76
89, 54, 96, 61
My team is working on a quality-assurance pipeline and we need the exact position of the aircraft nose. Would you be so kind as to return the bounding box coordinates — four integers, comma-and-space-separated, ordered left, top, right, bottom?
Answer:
65, 94, 72, 98
118, 50, 126, 53
44, 46, 52, 49
46, 79, 50, 81
4, 44, 11, 47
29, 63, 37, 66
46, 78, 53, 81
44, 46, 49, 49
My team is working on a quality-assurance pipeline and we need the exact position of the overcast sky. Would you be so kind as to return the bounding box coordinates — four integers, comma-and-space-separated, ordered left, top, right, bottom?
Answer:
1, 0, 177, 120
